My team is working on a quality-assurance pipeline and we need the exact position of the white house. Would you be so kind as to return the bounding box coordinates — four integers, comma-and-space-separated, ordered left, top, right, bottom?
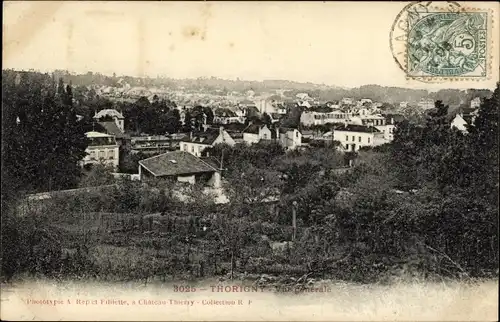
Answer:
94, 109, 125, 132
279, 128, 302, 150
470, 97, 482, 109
242, 124, 277, 144
179, 127, 236, 157
341, 98, 354, 106
256, 99, 276, 114
298, 101, 312, 108
296, 93, 310, 100
300, 110, 353, 126
81, 131, 120, 169
451, 114, 469, 133
451, 110, 477, 134
417, 99, 435, 110
323, 124, 387, 152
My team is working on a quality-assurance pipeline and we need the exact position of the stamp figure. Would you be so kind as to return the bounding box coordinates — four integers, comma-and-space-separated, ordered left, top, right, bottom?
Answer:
407, 12, 488, 78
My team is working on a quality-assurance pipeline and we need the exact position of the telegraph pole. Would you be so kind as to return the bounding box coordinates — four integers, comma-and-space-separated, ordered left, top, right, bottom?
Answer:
292, 201, 297, 242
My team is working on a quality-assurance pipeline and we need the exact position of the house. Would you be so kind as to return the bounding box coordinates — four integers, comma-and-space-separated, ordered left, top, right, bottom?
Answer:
300, 110, 353, 126
97, 121, 128, 146
239, 99, 256, 109
322, 124, 387, 152
179, 127, 236, 157
296, 93, 310, 101
451, 108, 477, 133
242, 124, 277, 144
399, 101, 409, 108
417, 98, 435, 110
131, 135, 180, 154
470, 97, 481, 109
279, 127, 302, 150
138, 150, 221, 188
326, 101, 339, 109
340, 98, 353, 106
256, 99, 277, 114
81, 131, 119, 169
276, 104, 287, 115
298, 101, 312, 109
213, 116, 245, 124
94, 109, 125, 132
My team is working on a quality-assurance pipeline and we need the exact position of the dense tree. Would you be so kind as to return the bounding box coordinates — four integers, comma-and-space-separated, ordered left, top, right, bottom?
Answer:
280, 105, 302, 128
2, 72, 88, 193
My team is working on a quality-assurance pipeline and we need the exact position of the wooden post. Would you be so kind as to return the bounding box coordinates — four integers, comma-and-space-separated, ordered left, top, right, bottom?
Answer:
230, 249, 234, 280
292, 201, 297, 242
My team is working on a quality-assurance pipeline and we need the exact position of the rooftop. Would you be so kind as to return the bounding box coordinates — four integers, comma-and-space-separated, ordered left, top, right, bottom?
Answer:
181, 128, 222, 145
332, 124, 381, 133
139, 150, 218, 177
86, 131, 113, 138
97, 121, 126, 138
94, 109, 125, 119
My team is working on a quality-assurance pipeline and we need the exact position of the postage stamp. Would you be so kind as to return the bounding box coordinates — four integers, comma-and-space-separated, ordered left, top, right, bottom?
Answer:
390, 1, 495, 83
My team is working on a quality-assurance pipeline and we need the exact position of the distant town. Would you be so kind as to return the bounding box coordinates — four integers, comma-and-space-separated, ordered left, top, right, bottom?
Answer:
2, 68, 498, 291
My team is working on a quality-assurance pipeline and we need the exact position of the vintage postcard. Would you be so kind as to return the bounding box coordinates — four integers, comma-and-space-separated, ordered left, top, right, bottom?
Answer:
1, 1, 499, 321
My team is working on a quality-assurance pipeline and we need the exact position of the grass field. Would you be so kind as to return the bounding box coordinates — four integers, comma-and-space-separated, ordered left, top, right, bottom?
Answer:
1, 278, 498, 321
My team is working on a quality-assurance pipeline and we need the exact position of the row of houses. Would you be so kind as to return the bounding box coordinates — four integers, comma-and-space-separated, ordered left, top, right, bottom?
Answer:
83, 97, 483, 192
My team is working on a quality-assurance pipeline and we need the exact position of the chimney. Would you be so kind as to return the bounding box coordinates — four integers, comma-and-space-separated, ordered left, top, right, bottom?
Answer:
219, 126, 224, 136
391, 117, 394, 125
190, 131, 193, 140
275, 127, 280, 141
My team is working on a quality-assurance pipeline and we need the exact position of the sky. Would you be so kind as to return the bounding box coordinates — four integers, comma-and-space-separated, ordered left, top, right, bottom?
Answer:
3, 1, 499, 89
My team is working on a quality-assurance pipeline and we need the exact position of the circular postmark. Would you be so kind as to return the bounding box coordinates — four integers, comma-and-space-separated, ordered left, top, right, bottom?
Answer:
390, 1, 490, 83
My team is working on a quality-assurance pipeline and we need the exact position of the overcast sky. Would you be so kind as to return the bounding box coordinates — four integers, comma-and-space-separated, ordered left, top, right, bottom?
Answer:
3, 1, 499, 89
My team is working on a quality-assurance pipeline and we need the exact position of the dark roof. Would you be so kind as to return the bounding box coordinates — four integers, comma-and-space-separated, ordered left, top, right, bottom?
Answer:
279, 127, 301, 134
182, 129, 221, 145
461, 107, 477, 115
222, 123, 247, 132
383, 114, 405, 123
243, 124, 260, 134
333, 124, 381, 133
200, 157, 222, 169
214, 108, 237, 117
460, 114, 474, 124
98, 121, 126, 138
139, 151, 218, 177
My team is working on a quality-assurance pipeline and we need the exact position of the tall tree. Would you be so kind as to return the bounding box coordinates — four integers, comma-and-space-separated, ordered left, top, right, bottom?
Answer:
2, 73, 88, 193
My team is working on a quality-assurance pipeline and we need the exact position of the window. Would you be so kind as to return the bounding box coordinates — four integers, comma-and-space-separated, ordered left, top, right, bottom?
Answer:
345, 135, 349, 142
358, 136, 361, 142
368, 137, 371, 144
296, 131, 299, 138
98, 150, 105, 159
191, 145, 194, 153
352, 136, 355, 141
345, 144, 349, 150
263, 134, 268, 139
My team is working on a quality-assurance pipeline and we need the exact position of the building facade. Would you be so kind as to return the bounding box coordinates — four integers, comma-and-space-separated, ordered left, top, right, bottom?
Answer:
81, 131, 119, 169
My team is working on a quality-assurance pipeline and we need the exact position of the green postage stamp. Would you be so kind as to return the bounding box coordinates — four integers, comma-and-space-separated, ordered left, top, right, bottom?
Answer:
407, 12, 488, 78
390, 1, 495, 83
